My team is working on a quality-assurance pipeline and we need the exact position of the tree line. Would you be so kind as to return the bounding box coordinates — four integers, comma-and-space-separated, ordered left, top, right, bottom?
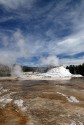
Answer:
66, 63, 84, 76
0, 63, 84, 76
0, 64, 11, 76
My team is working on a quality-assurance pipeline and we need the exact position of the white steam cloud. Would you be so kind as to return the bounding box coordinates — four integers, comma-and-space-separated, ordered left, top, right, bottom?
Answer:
39, 56, 60, 66
11, 65, 23, 77
0, 29, 29, 76
0, 29, 28, 66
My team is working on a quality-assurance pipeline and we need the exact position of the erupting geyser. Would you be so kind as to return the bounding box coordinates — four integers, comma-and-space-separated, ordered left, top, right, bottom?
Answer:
22, 66, 73, 80
11, 65, 23, 78
47, 66, 72, 77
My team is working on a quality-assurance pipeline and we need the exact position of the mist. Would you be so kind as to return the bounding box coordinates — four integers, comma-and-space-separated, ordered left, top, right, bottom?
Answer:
11, 65, 23, 77
39, 56, 60, 66
0, 29, 28, 77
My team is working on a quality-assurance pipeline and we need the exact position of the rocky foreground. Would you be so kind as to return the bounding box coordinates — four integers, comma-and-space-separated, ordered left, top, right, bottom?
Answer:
0, 78, 84, 125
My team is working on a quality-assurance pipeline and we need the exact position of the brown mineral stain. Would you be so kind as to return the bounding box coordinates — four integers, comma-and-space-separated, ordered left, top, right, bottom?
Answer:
0, 106, 28, 125
0, 78, 84, 125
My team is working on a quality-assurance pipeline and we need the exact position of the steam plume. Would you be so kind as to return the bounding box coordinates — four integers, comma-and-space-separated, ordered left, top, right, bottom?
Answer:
40, 56, 60, 66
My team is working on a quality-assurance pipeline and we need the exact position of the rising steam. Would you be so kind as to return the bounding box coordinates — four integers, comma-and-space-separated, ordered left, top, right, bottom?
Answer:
0, 29, 28, 77
0, 29, 61, 77
11, 65, 23, 77
40, 56, 60, 66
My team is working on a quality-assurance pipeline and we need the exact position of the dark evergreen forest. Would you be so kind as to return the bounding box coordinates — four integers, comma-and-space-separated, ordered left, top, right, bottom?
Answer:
66, 63, 84, 76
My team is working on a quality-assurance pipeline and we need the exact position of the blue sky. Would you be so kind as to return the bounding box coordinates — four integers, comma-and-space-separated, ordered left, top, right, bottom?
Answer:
0, 0, 84, 66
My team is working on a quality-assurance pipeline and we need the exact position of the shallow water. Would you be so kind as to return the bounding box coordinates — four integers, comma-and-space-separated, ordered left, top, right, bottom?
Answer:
0, 78, 84, 125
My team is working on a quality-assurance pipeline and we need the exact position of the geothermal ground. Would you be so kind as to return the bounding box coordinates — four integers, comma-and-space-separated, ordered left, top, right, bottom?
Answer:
0, 78, 84, 125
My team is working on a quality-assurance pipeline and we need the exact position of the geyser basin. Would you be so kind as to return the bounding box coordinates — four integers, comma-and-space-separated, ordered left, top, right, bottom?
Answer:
0, 78, 84, 125
21, 66, 73, 80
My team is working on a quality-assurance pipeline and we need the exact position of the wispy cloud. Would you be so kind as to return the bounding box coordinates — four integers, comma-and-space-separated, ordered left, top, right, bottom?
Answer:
48, 31, 84, 56
0, 0, 84, 66
60, 56, 84, 66
0, 29, 29, 65
0, 0, 35, 10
